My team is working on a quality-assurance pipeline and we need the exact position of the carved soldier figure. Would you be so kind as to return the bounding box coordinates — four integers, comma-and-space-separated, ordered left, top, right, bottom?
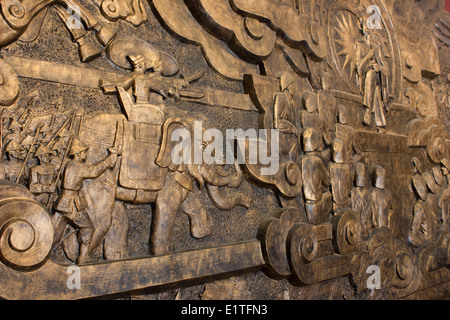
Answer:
301, 128, 332, 224
101, 38, 186, 106
351, 163, 372, 239
300, 91, 331, 151
408, 174, 436, 247
335, 105, 362, 163
371, 166, 392, 229
54, 138, 118, 264
3, 119, 25, 150
29, 144, 57, 205
329, 139, 352, 211
3, 140, 27, 183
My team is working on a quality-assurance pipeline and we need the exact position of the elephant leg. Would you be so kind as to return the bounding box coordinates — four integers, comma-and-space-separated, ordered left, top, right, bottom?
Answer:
151, 174, 185, 256
104, 201, 130, 260
181, 191, 211, 239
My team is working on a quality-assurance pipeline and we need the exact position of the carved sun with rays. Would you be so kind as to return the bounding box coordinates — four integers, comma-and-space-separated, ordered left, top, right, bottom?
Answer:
333, 10, 363, 86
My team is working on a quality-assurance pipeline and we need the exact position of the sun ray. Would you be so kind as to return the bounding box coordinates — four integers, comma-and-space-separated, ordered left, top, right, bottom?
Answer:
332, 10, 363, 85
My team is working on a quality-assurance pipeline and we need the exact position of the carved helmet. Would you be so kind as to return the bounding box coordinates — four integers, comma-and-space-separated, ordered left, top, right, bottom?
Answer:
422, 172, 439, 194
69, 138, 89, 156
412, 174, 428, 201
34, 144, 53, 157
106, 36, 179, 76
5, 140, 24, 152
441, 158, 450, 172
8, 119, 22, 131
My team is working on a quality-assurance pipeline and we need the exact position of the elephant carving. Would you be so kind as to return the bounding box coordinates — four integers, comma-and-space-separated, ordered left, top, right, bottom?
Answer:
57, 112, 252, 262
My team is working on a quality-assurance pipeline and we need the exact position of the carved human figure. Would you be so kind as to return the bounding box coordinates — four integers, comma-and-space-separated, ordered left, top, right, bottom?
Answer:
3, 140, 27, 183
408, 174, 436, 247
300, 92, 331, 151
356, 17, 389, 132
301, 128, 332, 224
371, 166, 392, 229
53, 138, 118, 264
3, 119, 25, 149
274, 92, 300, 158
351, 163, 372, 238
335, 105, 361, 163
329, 139, 352, 211
102, 44, 186, 105
29, 144, 57, 206
422, 171, 442, 229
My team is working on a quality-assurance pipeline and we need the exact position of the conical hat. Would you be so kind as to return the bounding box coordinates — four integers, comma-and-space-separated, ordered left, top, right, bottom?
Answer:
106, 36, 179, 76
35, 144, 53, 157
52, 138, 67, 151
5, 140, 24, 152
59, 128, 72, 138
21, 135, 34, 146
8, 119, 22, 130
70, 138, 88, 156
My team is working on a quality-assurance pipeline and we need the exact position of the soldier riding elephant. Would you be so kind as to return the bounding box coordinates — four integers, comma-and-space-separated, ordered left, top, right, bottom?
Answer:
53, 112, 252, 263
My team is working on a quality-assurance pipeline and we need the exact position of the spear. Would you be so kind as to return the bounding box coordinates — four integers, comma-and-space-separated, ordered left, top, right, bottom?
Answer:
46, 109, 76, 149
46, 135, 75, 211
16, 123, 43, 183
18, 90, 39, 124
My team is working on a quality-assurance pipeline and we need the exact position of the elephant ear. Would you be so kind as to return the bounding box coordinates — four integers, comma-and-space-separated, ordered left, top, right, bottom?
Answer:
156, 117, 200, 172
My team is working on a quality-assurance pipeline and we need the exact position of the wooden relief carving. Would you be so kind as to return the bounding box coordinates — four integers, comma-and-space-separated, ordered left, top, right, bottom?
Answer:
0, 0, 448, 300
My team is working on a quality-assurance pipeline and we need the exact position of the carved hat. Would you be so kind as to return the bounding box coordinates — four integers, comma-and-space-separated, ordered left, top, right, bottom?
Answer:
8, 119, 22, 131
372, 166, 386, 189
422, 172, 439, 194
411, 157, 424, 174
35, 144, 53, 157
442, 158, 450, 171
52, 137, 68, 151
302, 128, 320, 152
412, 174, 427, 201
20, 135, 34, 147
70, 138, 89, 156
432, 166, 446, 186
106, 36, 179, 76
332, 139, 345, 163
354, 162, 366, 187
5, 140, 24, 152
59, 128, 72, 138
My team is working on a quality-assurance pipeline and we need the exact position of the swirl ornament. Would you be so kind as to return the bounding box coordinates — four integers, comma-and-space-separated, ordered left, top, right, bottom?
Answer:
1, 0, 55, 30
0, 181, 54, 270
288, 223, 320, 284
331, 209, 361, 255
258, 207, 304, 278
0, 59, 20, 107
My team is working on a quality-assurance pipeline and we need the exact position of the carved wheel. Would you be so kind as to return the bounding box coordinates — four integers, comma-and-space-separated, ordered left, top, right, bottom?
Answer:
327, 0, 403, 100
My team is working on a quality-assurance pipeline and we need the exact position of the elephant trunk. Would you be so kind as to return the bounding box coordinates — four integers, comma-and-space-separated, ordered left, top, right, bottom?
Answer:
199, 160, 244, 188
206, 184, 252, 211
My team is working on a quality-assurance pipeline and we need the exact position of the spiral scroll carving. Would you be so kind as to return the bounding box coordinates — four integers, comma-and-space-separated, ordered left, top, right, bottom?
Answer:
0, 181, 54, 270
0, 59, 20, 107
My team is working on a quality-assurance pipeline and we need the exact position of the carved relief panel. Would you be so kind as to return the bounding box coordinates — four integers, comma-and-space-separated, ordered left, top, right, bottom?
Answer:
0, 0, 448, 300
